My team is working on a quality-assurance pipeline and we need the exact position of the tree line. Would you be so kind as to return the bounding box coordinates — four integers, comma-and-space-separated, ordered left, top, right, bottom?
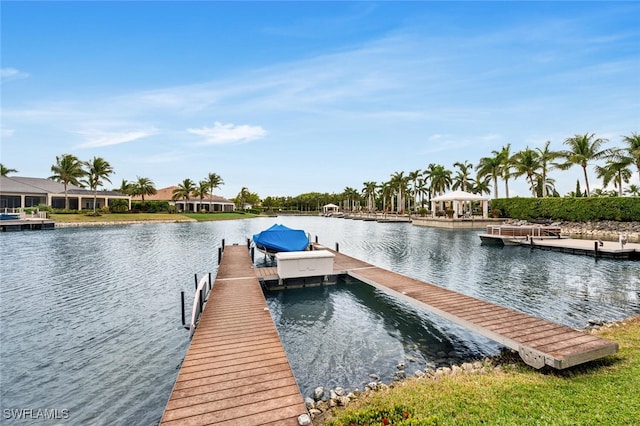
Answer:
1, 131, 638, 214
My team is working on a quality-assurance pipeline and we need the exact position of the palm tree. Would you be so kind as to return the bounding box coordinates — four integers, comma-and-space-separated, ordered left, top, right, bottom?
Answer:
452, 160, 474, 192
625, 184, 640, 197
621, 132, 640, 181
342, 187, 360, 212
194, 181, 210, 209
205, 172, 224, 200
388, 171, 408, 213
495, 144, 513, 198
362, 181, 378, 212
0, 164, 18, 176
476, 154, 502, 199
511, 147, 541, 197
407, 170, 421, 213
536, 141, 562, 197
83, 157, 114, 214
117, 179, 133, 195
595, 153, 633, 197
560, 133, 609, 197
172, 178, 196, 211
428, 164, 452, 196
471, 175, 492, 196
132, 176, 157, 202
50, 154, 85, 210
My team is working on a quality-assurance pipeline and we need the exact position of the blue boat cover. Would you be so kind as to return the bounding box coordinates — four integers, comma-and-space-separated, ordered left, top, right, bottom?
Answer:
252, 224, 309, 252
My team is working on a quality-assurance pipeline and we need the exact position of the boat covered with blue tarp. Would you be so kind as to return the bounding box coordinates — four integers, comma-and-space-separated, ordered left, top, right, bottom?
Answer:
252, 224, 309, 255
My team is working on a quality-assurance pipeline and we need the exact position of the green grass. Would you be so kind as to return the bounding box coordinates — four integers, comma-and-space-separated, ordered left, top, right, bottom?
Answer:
50, 212, 190, 223
321, 317, 640, 426
50, 212, 259, 223
181, 212, 259, 221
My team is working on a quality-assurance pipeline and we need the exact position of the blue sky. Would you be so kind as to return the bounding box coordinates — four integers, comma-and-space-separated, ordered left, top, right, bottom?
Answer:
2, 1, 639, 199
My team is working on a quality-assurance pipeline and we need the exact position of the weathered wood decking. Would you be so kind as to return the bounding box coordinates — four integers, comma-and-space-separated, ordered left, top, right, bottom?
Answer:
160, 245, 308, 426
162, 241, 619, 424
524, 237, 640, 260
314, 246, 619, 370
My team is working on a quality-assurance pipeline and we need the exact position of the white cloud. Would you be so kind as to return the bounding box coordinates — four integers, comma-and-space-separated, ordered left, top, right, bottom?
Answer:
0, 67, 29, 82
187, 121, 267, 145
1, 127, 15, 138
75, 128, 157, 148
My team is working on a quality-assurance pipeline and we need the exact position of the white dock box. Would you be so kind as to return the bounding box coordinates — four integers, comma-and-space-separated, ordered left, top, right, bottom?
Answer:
275, 250, 335, 279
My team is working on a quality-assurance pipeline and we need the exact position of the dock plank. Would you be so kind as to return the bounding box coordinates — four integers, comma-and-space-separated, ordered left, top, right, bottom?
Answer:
325, 248, 619, 369
160, 245, 307, 426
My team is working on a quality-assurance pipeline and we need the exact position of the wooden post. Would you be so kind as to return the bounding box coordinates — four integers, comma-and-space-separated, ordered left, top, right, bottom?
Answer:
594, 241, 599, 258
194, 273, 198, 290
335, 242, 339, 252
218, 247, 222, 265
181, 291, 185, 326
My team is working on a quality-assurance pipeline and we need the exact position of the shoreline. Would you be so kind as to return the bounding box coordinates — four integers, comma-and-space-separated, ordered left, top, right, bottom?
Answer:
309, 316, 638, 424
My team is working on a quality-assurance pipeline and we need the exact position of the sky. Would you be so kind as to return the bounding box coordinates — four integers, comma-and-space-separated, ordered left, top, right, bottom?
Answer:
1, 1, 639, 200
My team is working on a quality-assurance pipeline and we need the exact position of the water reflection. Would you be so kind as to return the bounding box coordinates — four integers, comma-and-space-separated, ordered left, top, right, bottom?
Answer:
0, 216, 638, 424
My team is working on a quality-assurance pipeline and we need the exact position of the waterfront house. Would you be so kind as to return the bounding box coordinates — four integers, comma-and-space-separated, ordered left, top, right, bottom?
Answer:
0, 176, 131, 210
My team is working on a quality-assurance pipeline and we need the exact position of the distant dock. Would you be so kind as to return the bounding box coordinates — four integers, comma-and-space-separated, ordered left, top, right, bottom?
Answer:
520, 237, 640, 260
0, 213, 55, 232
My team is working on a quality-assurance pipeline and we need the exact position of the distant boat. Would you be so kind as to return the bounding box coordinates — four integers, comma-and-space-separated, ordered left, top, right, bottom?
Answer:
479, 223, 564, 246
252, 224, 310, 257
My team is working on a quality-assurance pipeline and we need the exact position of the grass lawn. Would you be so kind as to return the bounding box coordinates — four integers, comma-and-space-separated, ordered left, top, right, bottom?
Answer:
50, 212, 258, 223
50, 212, 194, 223
320, 317, 640, 426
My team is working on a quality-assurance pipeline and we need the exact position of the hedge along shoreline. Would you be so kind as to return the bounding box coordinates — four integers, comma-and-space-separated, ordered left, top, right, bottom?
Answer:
490, 197, 640, 222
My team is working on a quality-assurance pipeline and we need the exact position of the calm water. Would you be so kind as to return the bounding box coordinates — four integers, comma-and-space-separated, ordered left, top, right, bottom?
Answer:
1, 216, 638, 424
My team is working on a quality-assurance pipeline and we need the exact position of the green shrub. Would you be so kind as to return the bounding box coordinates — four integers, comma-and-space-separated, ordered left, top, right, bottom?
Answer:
491, 197, 640, 222
131, 200, 170, 213
109, 199, 129, 213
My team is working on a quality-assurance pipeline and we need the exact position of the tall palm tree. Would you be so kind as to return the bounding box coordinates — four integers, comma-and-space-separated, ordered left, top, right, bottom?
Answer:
342, 187, 360, 212
511, 147, 541, 197
205, 172, 224, 200
132, 176, 157, 202
172, 178, 196, 211
195, 181, 210, 208
362, 181, 378, 212
536, 141, 562, 197
476, 154, 502, 199
560, 133, 609, 197
595, 154, 633, 197
621, 132, 640, 181
407, 170, 421, 213
0, 163, 18, 176
495, 144, 513, 198
50, 154, 85, 210
428, 164, 452, 196
388, 171, 407, 213
452, 160, 474, 192
83, 157, 114, 214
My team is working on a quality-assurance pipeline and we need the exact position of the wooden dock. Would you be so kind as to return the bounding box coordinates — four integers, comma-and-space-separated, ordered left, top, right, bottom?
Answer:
308, 244, 618, 370
160, 245, 308, 426
522, 237, 640, 260
254, 244, 618, 369
161, 240, 619, 424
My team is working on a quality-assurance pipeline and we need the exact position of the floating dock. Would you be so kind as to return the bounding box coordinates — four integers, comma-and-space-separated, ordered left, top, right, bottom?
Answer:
521, 237, 640, 260
160, 245, 308, 426
0, 217, 55, 232
162, 241, 620, 425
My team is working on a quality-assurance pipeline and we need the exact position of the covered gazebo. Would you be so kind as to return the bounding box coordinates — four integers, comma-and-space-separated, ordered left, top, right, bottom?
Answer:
431, 190, 489, 219
322, 203, 339, 214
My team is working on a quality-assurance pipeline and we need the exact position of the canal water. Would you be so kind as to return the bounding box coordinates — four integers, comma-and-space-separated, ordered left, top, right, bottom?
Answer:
1, 216, 638, 425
